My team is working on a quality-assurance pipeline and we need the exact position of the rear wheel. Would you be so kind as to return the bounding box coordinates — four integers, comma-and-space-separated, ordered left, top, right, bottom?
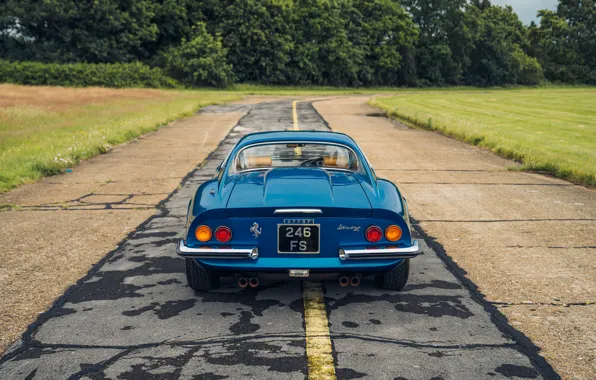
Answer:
185, 259, 220, 291
375, 259, 410, 291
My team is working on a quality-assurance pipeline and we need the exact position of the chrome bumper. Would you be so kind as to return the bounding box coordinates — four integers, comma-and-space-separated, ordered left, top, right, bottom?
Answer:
177, 240, 259, 259
178, 239, 420, 261
339, 240, 420, 260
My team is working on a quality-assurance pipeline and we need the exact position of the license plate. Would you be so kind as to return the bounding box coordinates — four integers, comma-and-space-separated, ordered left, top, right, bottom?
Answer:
278, 224, 320, 254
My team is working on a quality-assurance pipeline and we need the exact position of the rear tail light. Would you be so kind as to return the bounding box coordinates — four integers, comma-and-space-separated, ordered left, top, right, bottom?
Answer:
215, 226, 232, 242
365, 226, 383, 243
385, 225, 402, 242
195, 225, 212, 242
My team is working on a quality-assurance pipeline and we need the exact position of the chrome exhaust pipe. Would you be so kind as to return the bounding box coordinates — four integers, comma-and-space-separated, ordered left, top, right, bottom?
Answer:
249, 277, 260, 288
238, 277, 249, 288
339, 276, 350, 287
350, 277, 361, 287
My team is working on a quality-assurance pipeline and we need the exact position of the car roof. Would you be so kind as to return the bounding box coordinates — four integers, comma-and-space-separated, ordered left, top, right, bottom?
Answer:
236, 131, 359, 149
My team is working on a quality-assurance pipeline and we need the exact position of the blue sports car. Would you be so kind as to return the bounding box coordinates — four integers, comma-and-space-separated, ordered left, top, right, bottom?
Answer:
177, 131, 420, 290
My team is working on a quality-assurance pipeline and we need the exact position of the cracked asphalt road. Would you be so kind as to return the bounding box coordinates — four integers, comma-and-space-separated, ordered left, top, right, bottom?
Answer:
0, 100, 550, 379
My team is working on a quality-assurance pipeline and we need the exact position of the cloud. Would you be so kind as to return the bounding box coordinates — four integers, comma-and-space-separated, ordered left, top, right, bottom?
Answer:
490, 0, 558, 24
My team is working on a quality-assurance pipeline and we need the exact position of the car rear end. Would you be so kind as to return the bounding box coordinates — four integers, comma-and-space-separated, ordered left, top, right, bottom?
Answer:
177, 209, 419, 278
178, 135, 420, 290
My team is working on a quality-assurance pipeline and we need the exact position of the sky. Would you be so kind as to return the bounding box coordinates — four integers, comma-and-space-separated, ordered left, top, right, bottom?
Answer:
491, 0, 558, 24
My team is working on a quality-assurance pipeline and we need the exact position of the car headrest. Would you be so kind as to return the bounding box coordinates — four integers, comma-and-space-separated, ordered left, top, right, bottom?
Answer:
246, 156, 272, 168
324, 155, 350, 169
323, 156, 337, 166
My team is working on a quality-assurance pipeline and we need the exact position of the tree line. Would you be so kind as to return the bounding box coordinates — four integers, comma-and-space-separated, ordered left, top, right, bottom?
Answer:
0, 0, 594, 87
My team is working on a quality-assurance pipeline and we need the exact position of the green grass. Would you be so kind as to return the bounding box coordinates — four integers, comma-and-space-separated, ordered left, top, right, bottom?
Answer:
370, 88, 596, 186
226, 84, 408, 95
0, 83, 461, 194
0, 85, 240, 192
225, 83, 590, 95
3, 84, 595, 193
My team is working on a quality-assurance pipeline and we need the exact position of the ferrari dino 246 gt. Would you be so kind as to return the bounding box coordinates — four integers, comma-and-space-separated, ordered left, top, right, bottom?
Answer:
177, 131, 420, 290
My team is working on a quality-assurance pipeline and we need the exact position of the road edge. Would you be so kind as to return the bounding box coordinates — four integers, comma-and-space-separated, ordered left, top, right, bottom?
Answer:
410, 219, 560, 380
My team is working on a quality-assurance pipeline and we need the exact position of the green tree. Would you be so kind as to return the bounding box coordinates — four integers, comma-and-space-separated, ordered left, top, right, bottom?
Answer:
557, 0, 595, 82
530, 1, 595, 84
351, 0, 418, 86
215, 0, 294, 84
512, 45, 544, 85
287, 0, 418, 87
2, 0, 159, 63
289, 0, 363, 86
401, 0, 472, 85
150, 0, 203, 52
463, 1, 543, 86
1, 0, 565, 87
163, 23, 234, 87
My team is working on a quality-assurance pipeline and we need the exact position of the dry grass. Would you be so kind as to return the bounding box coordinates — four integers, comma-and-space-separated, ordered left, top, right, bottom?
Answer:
0, 85, 169, 109
0, 85, 239, 192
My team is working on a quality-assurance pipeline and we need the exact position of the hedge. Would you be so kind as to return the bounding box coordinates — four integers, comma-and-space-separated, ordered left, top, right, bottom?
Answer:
0, 60, 179, 88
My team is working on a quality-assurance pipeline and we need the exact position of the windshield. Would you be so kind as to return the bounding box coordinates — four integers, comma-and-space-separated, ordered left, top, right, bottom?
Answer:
230, 142, 361, 174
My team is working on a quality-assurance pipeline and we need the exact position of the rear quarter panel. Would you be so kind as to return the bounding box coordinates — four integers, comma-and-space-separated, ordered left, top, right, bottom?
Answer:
361, 178, 406, 218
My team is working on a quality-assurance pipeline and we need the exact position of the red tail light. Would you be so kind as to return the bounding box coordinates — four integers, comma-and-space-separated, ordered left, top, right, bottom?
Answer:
215, 226, 232, 242
365, 226, 383, 243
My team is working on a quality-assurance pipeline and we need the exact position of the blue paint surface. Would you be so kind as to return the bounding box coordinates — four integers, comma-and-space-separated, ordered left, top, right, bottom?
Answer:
183, 131, 415, 273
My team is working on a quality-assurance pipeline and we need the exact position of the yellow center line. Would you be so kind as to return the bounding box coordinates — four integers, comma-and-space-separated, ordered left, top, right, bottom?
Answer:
293, 101, 335, 379
292, 100, 300, 130
293, 100, 302, 155
303, 281, 336, 380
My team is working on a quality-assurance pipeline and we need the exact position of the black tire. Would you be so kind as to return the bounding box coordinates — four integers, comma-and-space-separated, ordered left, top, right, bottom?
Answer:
185, 259, 220, 291
374, 259, 410, 291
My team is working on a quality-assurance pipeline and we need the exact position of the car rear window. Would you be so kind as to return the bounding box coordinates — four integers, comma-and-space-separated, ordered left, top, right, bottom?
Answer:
230, 142, 362, 174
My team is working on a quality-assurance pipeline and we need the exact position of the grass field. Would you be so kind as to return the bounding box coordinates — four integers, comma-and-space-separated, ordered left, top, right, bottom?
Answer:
2, 85, 595, 192
370, 88, 596, 186
0, 85, 240, 192
0, 83, 423, 193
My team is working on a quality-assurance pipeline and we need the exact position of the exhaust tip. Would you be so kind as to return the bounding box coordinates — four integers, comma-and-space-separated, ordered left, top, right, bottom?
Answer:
350, 277, 361, 287
238, 277, 248, 288
249, 277, 260, 288
339, 276, 350, 287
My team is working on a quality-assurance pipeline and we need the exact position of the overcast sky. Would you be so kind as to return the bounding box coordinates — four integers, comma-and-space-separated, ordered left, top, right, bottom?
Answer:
491, 0, 558, 24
